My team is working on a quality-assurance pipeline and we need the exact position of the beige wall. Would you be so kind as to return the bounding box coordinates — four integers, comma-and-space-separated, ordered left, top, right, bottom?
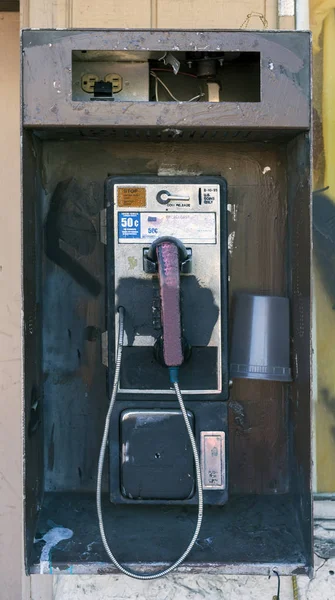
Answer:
0, 11, 24, 600
21, 0, 280, 28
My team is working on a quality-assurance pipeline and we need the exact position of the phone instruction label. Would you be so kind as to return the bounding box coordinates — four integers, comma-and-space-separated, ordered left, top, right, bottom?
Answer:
118, 212, 216, 244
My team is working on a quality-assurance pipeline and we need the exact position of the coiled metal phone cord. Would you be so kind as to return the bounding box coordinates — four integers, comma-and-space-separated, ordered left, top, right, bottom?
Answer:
96, 306, 204, 580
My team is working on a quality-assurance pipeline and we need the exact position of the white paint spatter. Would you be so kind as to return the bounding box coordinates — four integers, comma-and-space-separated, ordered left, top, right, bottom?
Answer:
195, 536, 214, 549
268, 61, 274, 71
227, 203, 238, 222
228, 231, 236, 256
262, 166, 271, 175
279, 0, 295, 16
162, 128, 183, 136
158, 165, 201, 176
37, 526, 73, 574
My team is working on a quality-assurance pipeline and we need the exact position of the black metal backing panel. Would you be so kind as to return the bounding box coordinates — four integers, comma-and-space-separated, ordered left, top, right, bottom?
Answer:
287, 132, 313, 567
31, 138, 292, 496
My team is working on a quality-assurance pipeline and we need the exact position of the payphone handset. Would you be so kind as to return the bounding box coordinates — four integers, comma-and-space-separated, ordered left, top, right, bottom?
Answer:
97, 176, 229, 579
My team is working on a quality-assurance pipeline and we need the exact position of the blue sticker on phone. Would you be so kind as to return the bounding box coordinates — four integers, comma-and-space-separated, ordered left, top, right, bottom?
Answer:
118, 212, 141, 239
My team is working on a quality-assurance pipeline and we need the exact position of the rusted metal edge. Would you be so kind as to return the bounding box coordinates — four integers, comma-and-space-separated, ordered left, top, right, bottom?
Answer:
29, 560, 311, 576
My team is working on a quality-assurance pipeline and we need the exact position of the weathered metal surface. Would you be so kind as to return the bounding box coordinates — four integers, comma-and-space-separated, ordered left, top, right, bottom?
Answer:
287, 132, 313, 562
31, 128, 304, 142
21, 29, 312, 575
30, 492, 309, 575
22, 29, 311, 130
30, 561, 310, 576
22, 132, 45, 570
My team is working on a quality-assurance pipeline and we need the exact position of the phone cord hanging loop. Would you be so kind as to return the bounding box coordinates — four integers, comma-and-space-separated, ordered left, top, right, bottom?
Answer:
96, 306, 204, 580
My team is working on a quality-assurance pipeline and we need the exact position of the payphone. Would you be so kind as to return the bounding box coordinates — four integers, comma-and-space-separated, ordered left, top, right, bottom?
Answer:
97, 176, 229, 578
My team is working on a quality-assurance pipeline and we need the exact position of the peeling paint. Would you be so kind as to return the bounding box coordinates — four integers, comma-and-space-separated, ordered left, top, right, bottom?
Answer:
227, 203, 238, 222
229, 399, 245, 427
278, 0, 295, 17
158, 165, 201, 176
37, 526, 73, 574
128, 256, 138, 270
228, 231, 236, 255
162, 128, 183, 136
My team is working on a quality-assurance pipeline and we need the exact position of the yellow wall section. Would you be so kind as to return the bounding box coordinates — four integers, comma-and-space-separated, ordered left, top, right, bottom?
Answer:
311, 1, 335, 492
322, 9, 335, 191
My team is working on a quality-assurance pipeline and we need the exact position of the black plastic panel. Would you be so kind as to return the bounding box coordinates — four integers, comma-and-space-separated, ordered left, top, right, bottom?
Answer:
120, 347, 218, 391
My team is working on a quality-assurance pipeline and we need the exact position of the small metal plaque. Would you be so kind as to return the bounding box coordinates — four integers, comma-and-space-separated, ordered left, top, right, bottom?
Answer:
200, 431, 225, 490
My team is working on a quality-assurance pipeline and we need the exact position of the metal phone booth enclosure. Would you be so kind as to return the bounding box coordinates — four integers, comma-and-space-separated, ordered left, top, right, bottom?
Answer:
22, 29, 313, 577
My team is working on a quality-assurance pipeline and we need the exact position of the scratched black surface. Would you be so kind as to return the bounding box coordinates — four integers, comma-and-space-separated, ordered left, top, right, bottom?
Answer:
23, 136, 312, 571
31, 493, 307, 569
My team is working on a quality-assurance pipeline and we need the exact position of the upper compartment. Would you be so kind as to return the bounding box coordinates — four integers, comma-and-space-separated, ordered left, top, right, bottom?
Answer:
22, 29, 311, 132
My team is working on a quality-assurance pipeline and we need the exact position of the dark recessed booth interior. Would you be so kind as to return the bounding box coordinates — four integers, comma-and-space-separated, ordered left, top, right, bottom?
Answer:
22, 29, 312, 576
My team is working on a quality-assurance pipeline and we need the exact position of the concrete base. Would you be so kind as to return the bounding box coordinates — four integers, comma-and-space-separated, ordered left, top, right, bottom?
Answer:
51, 558, 335, 600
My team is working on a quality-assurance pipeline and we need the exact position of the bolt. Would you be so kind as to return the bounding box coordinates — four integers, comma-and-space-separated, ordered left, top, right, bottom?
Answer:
187, 61, 192, 69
